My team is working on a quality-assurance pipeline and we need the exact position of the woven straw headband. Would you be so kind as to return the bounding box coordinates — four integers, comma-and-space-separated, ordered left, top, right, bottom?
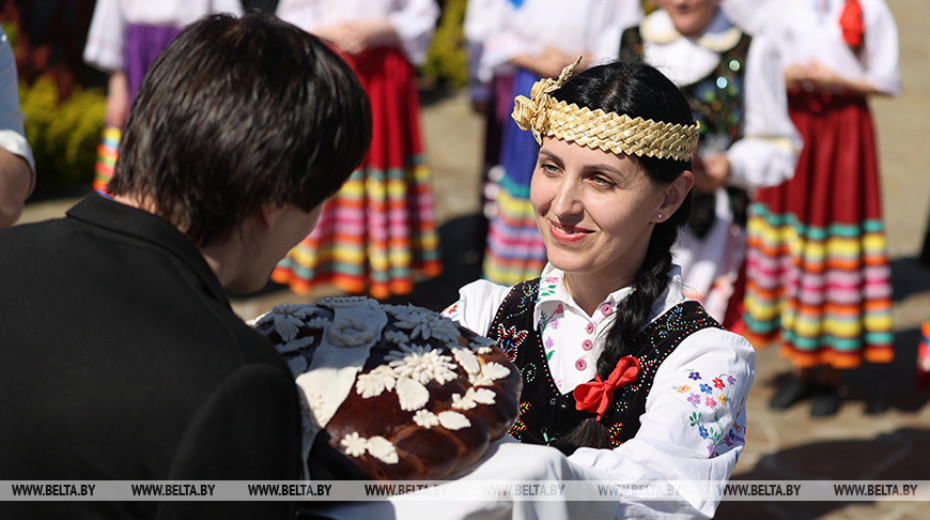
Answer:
511, 58, 700, 162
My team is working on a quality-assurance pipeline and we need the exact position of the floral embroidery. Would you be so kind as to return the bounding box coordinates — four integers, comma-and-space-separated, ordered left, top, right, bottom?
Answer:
495, 324, 529, 356
539, 277, 559, 297
674, 370, 744, 458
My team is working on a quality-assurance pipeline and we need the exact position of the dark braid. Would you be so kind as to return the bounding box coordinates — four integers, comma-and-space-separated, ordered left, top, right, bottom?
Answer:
551, 61, 695, 449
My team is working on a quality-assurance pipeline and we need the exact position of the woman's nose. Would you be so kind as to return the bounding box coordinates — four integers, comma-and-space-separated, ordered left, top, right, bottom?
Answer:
550, 179, 582, 216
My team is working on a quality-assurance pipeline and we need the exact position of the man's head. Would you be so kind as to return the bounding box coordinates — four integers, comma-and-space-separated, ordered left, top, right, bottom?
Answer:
108, 13, 372, 248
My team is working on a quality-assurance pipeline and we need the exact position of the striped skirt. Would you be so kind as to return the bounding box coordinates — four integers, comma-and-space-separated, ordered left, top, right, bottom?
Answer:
272, 47, 441, 299
482, 69, 547, 285
742, 90, 893, 368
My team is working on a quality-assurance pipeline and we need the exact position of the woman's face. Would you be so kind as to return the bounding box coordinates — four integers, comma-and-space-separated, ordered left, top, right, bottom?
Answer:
660, 0, 720, 37
531, 138, 687, 289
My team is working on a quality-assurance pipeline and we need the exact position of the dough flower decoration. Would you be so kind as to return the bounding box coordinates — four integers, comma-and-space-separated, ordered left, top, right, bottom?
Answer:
574, 356, 641, 421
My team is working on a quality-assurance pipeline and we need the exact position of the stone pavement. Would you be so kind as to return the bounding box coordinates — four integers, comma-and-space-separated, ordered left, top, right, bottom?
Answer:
17, 1, 930, 517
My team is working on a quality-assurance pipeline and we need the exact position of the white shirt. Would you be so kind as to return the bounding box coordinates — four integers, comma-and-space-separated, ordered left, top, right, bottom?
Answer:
82, 0, 242, 72
637, 8, 801, 190
275, 0, 440, 65
0, 27, 34, 179
766, 0, 901, 95
443, 263, 756, 518
478, 0, 643, 83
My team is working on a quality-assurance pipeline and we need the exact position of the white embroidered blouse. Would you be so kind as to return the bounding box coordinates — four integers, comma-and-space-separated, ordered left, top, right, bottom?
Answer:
765, 0, 901, 95
275, 0, 440, 65
441, 263, 756, 518
83, 0, 243, 73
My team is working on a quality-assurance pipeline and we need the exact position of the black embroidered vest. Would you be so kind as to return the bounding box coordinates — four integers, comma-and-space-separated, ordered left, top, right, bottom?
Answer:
619, 26, 753, 237
488, 279, 720, 456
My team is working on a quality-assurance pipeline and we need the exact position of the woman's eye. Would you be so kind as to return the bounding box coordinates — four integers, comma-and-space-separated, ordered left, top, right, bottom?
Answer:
540, 163, 560, 174
591, 175, 616, 187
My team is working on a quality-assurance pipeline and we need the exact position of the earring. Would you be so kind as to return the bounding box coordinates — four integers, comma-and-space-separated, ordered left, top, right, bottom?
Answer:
657, 213, 664, 220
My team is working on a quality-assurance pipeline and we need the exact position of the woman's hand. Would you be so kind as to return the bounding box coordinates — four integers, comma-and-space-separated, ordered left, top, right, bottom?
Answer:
691, 153, 730, 193
314, 20, 399, 56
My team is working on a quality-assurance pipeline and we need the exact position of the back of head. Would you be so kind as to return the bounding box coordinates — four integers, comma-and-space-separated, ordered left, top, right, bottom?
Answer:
108, 13, 372, 246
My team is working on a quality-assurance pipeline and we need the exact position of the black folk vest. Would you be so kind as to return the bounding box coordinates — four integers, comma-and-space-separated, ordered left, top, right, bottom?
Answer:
619, 25, 754, 238
487, 279, 720, 455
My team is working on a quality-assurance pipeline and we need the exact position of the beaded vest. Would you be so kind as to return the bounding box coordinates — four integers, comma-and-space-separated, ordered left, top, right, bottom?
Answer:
487, 279, 720, 455
619, 25, 753, 237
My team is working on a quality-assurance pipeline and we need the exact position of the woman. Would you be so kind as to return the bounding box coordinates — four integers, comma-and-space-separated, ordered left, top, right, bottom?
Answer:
618, 0, 800, 327
478, 0, 643, 285
444, 59, 755, 518
83, 0, 242, 194
273, 0, 442, 299
743, 0, 900, 416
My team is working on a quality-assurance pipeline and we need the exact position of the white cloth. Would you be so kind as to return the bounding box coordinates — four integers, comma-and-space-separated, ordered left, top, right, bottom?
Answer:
306, 437, 620, 520
632, 8, 801, 320
276, 0, 440, 65
443, 263, 755, 518
765, 0, 901, 95
0, 27, 34, 180
720, 0, 778, 35
478, 0, 643, 83
82, 0, 242, 72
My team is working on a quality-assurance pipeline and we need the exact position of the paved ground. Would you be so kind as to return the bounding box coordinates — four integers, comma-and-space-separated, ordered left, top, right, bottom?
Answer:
17, 1, 930, 517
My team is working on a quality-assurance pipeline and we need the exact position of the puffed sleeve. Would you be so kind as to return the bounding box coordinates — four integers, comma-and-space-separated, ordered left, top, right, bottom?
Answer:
725, 33, 801, 190
83, 0, 126, 72
592, 0, 644, 65
0, 27, 34, 177
568, 328, 755, 519
861, 0, 901, 95
442, 279, 512, 336
386, 0, 440, 65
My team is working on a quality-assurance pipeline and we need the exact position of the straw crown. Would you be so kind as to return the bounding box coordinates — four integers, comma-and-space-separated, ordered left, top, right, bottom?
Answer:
511, 59, 700, 162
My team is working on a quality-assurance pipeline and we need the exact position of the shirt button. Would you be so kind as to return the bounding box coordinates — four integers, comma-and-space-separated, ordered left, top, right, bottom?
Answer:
575, 358, 587, 371
600, 303, 613, 316
585, 322, 595, 334
582, 339, 593, 351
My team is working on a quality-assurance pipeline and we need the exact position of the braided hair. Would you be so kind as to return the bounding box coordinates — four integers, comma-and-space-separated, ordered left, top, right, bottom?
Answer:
551, 61, 695, 449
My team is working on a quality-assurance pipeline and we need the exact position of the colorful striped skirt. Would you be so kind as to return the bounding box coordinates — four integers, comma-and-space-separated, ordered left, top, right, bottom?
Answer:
272, 47, 441, 299
92, 24, 181, 195
482, 68, 547, 285
742, 90, 894, 369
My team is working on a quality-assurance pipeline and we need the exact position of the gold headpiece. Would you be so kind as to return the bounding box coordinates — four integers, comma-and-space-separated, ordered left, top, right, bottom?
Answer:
511, 58, 700, 162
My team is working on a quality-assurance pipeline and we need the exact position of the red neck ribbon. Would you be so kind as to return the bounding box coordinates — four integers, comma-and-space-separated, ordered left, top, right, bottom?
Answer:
839, 0, 865, 49
573, 356, 640, 421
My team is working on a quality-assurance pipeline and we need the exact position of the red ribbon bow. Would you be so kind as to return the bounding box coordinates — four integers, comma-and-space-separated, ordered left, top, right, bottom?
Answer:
839, 0, 865, 49
573, 356, 640, 421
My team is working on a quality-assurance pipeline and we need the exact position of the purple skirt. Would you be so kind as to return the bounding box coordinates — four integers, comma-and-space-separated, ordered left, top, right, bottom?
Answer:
124, 24, 183, 101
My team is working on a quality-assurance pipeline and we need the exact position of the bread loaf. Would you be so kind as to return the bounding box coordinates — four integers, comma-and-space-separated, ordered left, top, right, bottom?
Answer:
250, 297, 521, 480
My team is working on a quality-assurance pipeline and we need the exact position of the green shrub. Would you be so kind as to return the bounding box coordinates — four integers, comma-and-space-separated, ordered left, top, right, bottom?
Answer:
19, 77, 105, 193
420, 0, 469, 89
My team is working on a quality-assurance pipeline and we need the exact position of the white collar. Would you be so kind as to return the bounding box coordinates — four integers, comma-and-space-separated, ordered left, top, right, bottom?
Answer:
640, 7, 743, 53
532, 263, 687, 329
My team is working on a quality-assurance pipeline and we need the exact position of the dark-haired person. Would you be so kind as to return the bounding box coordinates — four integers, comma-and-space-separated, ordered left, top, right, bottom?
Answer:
443, 60, 754, 518
83, 0, 242, 194
0, 13, 371, 519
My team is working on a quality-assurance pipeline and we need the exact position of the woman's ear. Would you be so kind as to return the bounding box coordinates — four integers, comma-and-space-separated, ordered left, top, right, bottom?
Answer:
656, 170, 694, 222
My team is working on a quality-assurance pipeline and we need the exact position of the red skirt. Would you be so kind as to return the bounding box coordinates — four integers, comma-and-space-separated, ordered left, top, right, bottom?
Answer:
742, 90, 893, 368
273, 46, 441, 299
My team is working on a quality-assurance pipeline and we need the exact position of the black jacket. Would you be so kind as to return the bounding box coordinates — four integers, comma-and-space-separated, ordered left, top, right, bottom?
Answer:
0, 194, 302, 519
